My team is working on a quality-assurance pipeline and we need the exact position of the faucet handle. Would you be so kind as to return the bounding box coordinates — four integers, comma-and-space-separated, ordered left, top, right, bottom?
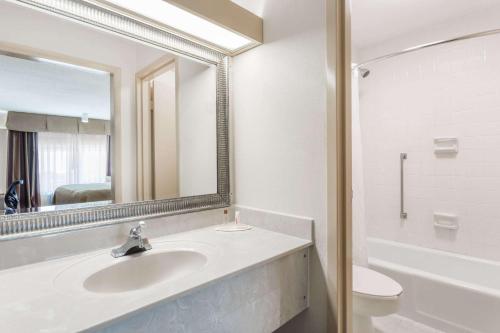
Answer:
130, 221, 146, 237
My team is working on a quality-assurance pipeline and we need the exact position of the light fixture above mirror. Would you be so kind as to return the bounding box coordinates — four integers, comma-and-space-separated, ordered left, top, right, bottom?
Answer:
93, 0, 263, 55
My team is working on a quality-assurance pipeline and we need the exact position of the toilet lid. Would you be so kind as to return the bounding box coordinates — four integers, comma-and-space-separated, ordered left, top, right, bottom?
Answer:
352, 265, 402, 297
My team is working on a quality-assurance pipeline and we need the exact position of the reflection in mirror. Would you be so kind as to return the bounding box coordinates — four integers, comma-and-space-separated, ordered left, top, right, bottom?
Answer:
137, 57, 217, 200
0, 0, 217, 214
0, 54, 112, 213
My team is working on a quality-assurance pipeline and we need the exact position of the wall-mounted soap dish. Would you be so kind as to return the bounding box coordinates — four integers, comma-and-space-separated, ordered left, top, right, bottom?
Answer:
433, 213, 458, 230
434, 138, 458, 155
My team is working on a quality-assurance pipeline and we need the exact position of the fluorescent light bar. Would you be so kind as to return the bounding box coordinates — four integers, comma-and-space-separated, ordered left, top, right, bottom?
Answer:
104, 0, 254, 51
38, 57, 109, 75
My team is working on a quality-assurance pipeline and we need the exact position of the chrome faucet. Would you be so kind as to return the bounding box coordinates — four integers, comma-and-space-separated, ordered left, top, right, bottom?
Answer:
111, 221, 152, 258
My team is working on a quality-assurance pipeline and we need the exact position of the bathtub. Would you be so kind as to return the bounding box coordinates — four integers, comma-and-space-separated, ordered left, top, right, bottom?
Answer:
367, 237, 500, 333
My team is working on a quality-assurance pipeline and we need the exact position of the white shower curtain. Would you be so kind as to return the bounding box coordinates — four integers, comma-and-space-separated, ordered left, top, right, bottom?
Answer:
352, 69, 368, 266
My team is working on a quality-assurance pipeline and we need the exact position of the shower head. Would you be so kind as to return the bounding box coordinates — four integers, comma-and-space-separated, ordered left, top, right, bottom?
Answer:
359, 67, 370, 78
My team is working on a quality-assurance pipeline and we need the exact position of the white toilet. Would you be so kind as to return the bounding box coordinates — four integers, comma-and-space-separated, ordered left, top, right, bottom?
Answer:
352, 265, 403, 333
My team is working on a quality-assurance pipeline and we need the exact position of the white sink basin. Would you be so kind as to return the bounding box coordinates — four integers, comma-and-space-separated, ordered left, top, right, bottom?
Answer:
54, 241, 215, 295
84, 250, 207, 293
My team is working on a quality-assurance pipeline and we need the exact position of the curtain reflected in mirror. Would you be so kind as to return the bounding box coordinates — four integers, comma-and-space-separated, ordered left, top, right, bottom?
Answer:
6, 130, 40, 210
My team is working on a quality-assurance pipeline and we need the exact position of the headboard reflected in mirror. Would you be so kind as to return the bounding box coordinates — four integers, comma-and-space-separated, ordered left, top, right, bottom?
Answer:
0, 0, 230, 239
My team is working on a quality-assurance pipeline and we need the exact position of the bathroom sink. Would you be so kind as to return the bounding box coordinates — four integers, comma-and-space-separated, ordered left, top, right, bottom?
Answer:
54, 241, 215, 295
84, 250, 207, 293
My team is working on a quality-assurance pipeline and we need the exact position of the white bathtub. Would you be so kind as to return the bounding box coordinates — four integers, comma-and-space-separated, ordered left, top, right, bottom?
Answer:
367, 237, 500, 333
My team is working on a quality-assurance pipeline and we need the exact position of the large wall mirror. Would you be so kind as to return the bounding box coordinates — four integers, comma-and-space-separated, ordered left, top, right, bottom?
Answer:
0, 0, 229, 237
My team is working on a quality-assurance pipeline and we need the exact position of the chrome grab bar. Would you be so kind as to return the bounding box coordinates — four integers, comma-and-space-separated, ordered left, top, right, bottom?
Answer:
400, 153, 408, 219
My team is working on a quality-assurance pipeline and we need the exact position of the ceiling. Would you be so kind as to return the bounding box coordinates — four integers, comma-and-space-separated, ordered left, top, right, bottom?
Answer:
0, 54, 111, 120
230, 0, 264, 17
352, 0, 500, 50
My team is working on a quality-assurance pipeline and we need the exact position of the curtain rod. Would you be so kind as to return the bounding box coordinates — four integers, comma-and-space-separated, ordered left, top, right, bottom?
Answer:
353, 28, 500, 69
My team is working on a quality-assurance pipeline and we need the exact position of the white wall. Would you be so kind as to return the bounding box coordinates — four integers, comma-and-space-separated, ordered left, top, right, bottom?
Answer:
177, 58, 217, 197
359, 31, 500, 262
231, 0, 328, 331
0, 1, 165, 203
352, 0, 500, 53
357, 4, 500, 63
153, 69, 178, 199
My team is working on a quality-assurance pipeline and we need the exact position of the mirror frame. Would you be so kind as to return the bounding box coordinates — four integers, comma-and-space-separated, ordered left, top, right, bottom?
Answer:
0, 0, 230, 240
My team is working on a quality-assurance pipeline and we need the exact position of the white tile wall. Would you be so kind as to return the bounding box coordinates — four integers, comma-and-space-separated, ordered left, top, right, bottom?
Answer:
360, 33, 500, 261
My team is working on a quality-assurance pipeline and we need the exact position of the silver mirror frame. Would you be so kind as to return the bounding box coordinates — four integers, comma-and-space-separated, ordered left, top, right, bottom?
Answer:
0, 0, 230, 239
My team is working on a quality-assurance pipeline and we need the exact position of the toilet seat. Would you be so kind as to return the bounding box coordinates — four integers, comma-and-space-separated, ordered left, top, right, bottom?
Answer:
353, 265, 402, 298
352, 265, 403, 332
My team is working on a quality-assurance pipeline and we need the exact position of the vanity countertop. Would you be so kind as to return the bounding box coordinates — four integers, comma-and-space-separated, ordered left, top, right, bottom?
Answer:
0, 225, 312, 333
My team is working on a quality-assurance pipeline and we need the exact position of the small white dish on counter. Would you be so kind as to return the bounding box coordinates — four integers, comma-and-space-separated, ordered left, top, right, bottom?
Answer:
215, 223, 253, 232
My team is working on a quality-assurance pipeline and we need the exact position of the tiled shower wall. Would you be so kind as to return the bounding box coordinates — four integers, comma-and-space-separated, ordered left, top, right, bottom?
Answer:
360, 33, 500, 262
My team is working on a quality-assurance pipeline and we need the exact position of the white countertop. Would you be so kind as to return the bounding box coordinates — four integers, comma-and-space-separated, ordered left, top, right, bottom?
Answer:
0, 225, 311, 332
